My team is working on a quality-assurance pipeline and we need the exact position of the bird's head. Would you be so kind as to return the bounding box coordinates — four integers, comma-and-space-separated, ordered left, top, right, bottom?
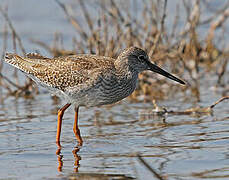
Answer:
116, 46, 185, 85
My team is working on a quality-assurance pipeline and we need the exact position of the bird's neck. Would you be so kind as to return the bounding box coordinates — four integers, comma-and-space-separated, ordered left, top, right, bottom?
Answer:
114, 58, 138, 78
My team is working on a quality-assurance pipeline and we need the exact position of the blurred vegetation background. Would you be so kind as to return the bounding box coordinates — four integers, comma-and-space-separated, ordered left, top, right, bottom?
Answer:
0, 0, 228, 103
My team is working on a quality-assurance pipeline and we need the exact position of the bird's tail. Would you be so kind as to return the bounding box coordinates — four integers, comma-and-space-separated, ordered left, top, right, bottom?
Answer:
4, 53, 35, 74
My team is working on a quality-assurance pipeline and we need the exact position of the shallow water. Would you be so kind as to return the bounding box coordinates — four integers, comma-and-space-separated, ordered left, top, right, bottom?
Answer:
0, 84, 228, 179
0, 0, 229, 179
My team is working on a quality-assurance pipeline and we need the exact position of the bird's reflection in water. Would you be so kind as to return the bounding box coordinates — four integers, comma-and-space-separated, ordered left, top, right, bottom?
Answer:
72, 147, 81, 172
56, 144, 81, 172
56, 149, 63, 172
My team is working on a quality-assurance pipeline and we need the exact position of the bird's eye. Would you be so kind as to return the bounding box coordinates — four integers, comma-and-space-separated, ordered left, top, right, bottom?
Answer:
138, 55, 145, 61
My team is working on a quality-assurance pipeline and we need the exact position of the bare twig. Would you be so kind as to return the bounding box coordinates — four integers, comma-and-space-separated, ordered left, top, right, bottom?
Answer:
0, 6, 26, 55
55, 0, 88, 40
206, 7, 229, 43
210, 96, 229, 109
149, 0, 167, 56
0, 72, 23, 89
0, 13, 8, 71
217, 59, 228, 85
160, 0, 168, 40
110, 0, 125, 23
137, 154, 165, 180
79, 0, 93, 32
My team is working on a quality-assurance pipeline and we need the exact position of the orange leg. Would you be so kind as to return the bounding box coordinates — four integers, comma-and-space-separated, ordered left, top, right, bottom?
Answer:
73, 106, 83, 146
56, 103, 71, 146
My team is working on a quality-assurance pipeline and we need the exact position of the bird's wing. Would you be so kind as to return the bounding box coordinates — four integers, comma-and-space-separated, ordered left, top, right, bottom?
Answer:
4, 53, 115, 91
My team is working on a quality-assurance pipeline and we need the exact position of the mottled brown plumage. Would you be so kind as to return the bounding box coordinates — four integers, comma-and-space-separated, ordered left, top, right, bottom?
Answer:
5, 52, 114, 91
4, 46, 185, 146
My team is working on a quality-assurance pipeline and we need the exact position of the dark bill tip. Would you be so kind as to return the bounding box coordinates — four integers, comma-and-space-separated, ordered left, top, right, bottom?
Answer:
148, 62, 186, 85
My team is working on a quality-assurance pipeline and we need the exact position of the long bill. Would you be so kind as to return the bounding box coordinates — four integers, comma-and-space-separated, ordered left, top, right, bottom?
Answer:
148, 62, 185, 85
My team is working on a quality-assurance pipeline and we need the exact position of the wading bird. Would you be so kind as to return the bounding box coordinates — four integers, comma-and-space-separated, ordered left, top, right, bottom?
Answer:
4, 47, 185, 146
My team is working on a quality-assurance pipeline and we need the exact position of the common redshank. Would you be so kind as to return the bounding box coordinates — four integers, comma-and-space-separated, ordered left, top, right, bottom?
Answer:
4, 47, 185, 146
